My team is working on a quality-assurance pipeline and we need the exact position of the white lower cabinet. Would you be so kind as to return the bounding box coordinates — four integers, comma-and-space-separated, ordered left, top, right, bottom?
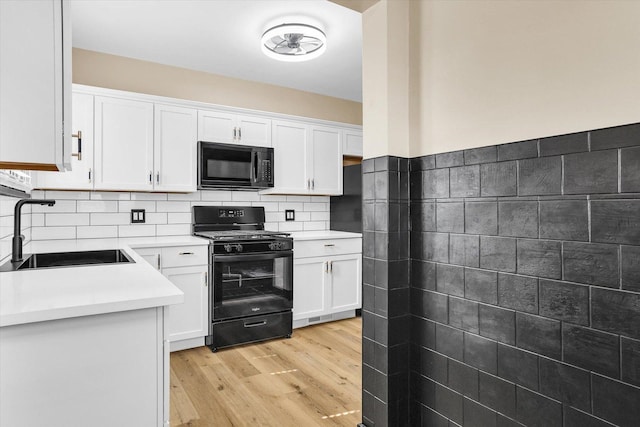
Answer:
0, 307, 169, 427
292, 236, 362, 328
135, 245, 208, 351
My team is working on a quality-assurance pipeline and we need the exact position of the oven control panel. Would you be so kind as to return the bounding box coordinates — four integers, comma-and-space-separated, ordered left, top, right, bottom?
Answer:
218, 209, 245, 219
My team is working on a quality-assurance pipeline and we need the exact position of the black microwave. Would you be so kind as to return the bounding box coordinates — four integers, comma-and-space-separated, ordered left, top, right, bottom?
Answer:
198, 141, 274, 190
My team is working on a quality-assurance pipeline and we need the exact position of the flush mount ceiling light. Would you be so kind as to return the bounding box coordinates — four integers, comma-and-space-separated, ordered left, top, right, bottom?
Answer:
261, 23, 326, 62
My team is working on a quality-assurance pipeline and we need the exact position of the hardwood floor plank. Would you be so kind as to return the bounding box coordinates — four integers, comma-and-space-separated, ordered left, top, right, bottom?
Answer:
170, 317, 362, 427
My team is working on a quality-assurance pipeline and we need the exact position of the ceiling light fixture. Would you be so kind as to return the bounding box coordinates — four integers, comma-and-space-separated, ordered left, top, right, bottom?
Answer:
261, 23, 326, 62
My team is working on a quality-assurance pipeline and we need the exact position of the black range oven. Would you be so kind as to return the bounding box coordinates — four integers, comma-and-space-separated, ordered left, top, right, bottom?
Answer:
193, 206, 293, 351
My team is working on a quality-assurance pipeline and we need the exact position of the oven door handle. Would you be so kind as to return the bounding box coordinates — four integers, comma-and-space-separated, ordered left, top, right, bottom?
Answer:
213, 251, 293, 263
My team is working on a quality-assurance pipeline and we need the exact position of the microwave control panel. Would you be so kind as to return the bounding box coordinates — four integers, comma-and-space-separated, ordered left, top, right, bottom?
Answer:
262, 160, 272, 182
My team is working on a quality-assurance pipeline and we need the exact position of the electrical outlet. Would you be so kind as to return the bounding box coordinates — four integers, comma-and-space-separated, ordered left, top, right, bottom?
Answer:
285, 209, 295, 221
131, 209, 146, 223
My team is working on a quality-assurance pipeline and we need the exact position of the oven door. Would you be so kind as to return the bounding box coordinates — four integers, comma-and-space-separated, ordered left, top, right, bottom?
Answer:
211, 251, 293, 321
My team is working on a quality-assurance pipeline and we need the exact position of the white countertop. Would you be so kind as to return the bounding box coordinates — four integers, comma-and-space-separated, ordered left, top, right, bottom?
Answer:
0, 236, 208, 328
289, 230, 362, 241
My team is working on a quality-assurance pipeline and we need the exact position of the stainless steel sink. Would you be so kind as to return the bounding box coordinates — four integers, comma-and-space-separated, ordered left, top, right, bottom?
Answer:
0, 249, 134, 272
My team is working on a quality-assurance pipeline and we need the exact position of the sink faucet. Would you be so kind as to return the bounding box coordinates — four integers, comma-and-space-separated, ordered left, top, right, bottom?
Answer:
12, 199, 56, 263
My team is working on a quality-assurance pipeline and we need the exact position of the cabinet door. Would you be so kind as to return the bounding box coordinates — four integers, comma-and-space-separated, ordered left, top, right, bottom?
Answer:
293, 257, 329, 320
94, 96, 154, 191
34, 92, 94, 190
0, 0, 70, 170
269, 120, 309, 194
310, 125, 343, 195
134, 247, 161, 270
328, 254, 362, 313
163, 266, 208, 342
197, 109, 235, 143
236, 115, 271, 147
154, 104, 197, 192
343, 129, 363, 157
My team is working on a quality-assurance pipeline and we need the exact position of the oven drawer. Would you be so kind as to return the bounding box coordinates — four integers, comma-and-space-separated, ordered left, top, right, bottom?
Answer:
294, 237, 362, 259
210, 311, 292, 351
161, 245, 208, 268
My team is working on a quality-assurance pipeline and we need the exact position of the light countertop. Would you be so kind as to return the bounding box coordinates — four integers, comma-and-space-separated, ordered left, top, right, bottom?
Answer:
0, 236, 208, 328
289, 230, 362, 241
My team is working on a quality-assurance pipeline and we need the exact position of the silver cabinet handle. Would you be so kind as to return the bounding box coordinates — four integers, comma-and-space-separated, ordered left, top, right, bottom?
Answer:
233, 127, 237, 140
179, 251, 194, 256
157, 253, 161, 270
203, 271, 208, 287
324, 244, 335, 247
329, 261, 333, 273
324, 261, 328, 273
71, 130, 82, 160
156, 172, 160, 184
149, 171, 153, 185
88, 168, 92, 183
238, 127, 242, 140
307, 179, 311, 190
312, 179, 315, 190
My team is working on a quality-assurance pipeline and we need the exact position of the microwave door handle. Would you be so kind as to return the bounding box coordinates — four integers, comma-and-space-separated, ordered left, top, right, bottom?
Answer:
253, 152, 259, 183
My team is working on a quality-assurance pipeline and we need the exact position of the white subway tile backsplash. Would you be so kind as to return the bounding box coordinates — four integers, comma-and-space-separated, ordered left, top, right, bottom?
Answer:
260, 195, 288, 202
145, 213, 168, 225
303, 221, 328, 231
201, 191, 232, 201
286, 195, 311, 203
45, 190, 91, 200
278, 222, 304, 232
91, 213, 130, 226
118, 224, 156, 238
31, 213, 44, 227
303, 202, 328, 212
168, 193, 201, 201
118, 201, 156, 213
90, 192, 131, 201
294, 212, 311, 222
77, 225, 118, 239
264, 222, 279, 231
31, 226, 76, 240
45, 213, 90, 226
156, 224, 190, 236
32, 200, 76, 213
253, 201, 279, 212
311, 211, 330, 221
265, 212, 281, 223
231, 192, 261, 202
76, 200, 117, 213
279, 202, 304, 211
167, 212, 192, 224
131, 192, 168, 201
156, 201, 191, 212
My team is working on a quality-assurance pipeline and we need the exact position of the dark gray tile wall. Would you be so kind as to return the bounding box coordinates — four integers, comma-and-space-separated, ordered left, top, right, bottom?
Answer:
402, 122, 640, 427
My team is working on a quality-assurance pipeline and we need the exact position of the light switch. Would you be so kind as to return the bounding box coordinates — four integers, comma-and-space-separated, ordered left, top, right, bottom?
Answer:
131, 209, 145, 223
285, 210, 295, 221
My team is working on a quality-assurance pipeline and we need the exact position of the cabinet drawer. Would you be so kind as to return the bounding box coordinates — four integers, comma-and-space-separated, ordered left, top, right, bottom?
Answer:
161, 245, 208, 268
294, 238, 361, 258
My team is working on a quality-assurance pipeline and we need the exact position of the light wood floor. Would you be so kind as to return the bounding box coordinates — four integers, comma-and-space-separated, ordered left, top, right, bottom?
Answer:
170, 317, 362, 427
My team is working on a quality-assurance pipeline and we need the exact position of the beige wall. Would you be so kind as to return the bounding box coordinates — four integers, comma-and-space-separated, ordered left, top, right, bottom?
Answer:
72, 48, 362, 125
363, 0, 640, 158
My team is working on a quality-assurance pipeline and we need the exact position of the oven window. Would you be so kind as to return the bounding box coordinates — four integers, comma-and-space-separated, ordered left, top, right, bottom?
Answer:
212, 254, 293, 319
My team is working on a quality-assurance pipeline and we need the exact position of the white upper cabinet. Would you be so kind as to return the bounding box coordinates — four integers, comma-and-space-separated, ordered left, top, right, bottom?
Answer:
34, 93, 94, 190
0, 0, 71, 170
267, 120, 342, 195
94, 96, 154, 191
342, 129, 363, 157
154, 104, 197, 192
198, 110, 271, 147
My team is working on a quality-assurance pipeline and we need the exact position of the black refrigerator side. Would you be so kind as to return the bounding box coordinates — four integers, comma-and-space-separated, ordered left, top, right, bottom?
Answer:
329, 164, 362, 233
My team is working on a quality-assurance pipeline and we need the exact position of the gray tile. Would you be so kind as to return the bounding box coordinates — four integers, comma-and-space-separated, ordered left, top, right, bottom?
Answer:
518, 156, 562, 196
564, 150, 618, 195
448, 359, 479, 400
435, 383, 463, 424
563, 242, 619, 287
539, 279, 589, 325
465, 146, 497, 165
450, 165, 480, 197
592, 200, 640, 245
539, 359, 591, 412
498, 201, 538, 238
564, 406, 616, 427
417, 290, 448, 323
411, 201, 436, 232
420, 348, 448, 383
436, 323, 464, 361
516, 239, 562, 279
481, 162, 517, 196
465, 201, 498, 235
516, 313, 561, 360
516, 387, 562, 427
436, 264, 465, 297
479, 372, 516, 418
479, 305, 515, 345
449, 297, 479, 333
621, 337, 640, 387
464, 268, 498, 305
497, 344, 538, 390
450, 234, 480, 268
363, 202, 375, 232
592, 374, 640, 427
539, 200, 589, 241
622, 245, 640, 292
362, 158, 375, 174
621, 146, 640, 192
497, 273, 538, 314
590, 122, 640, 150
374, 171, 389, 200
411, 259, 436, 291
436, 150, 464, 168
591, 288, 640, 340
480, 236, 516, 273
374, 156, 391, 171
463, 397, 497, 427
498, 139, 538, 161
563, 324, 620, 378
464, 332, 498, 374
422, 232, 449, 263
363, 172, 375, 200
436, 202, 464, 233
423, 169, 450, 199
539, 131, 588, 156
374, 202, 389, 231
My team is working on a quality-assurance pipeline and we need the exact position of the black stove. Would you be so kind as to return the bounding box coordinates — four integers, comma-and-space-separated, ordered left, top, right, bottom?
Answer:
192, 206, 293, 352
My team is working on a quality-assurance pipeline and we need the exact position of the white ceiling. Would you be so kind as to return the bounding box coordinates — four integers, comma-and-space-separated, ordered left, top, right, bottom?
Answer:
71, 0, 363, 102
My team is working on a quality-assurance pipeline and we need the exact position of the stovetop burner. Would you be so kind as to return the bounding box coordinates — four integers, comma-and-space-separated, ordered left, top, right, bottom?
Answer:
194, 229, 290, 241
